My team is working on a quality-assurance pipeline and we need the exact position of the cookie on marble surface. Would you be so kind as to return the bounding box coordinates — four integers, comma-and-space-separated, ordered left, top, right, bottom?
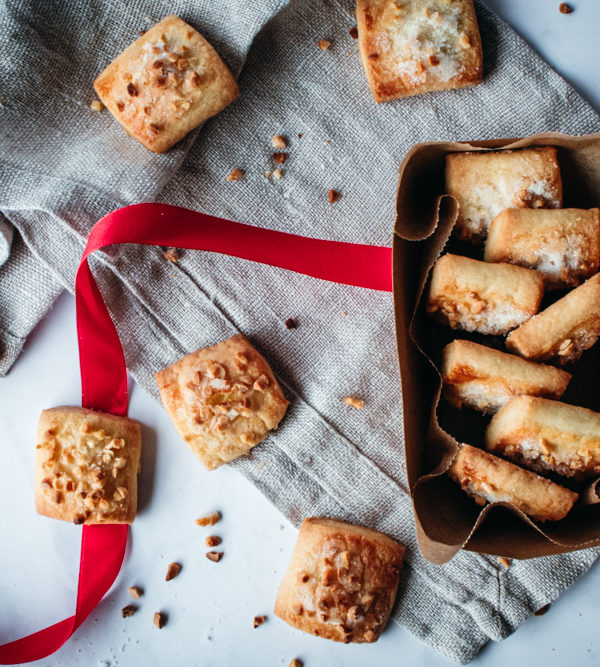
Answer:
356, 0, 483, 103
446, 147, 563, 241
35, 407, 141, 524
155, 333, 289, 470
94, 15, 239, 153
274, 517, 405, 644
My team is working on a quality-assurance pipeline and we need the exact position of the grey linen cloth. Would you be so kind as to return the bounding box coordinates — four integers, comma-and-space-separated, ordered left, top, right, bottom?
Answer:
2, 0, 600, 663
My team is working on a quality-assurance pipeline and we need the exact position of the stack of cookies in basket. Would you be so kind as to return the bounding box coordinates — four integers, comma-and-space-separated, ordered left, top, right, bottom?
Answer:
425, 145, 600, 522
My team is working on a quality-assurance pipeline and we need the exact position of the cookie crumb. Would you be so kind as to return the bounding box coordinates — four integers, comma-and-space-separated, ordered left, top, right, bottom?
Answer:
273, 168, 283, 180
164, 247, 179, 263
253, 615, 267, 628
559, 3, 574, 13
318, 39, 331, 50
165, 562, 182, 581
534, 604, 551, 616
324, 139, 330, 145
128, 586, 143, 599
284, 318, 298, 329
121, 605, 137, 618
272, 135, 287, 149
196, 511, 221, 526
90, 100, 104, 112
349, 26, 358, 39
344, 396, 364, 410
153, 611, 166, 629
497, 556, 511, 569
265, 170, 272, 179
289, 660, 303, 667
206, 551, 224, 563
227, 168, 245, 182
273, 152, 287, 164
328, 189, 340, 204
205, 535, 222, 547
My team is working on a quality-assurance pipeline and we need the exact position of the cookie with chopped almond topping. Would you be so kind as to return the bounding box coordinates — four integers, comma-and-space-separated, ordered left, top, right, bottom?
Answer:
155, 333, 289, 470
274, 517, 404, 644
93, 15, 239, 153
34, 407, 141, 524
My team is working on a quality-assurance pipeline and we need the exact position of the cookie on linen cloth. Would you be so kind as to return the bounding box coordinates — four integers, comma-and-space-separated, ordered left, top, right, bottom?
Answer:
94, 15, 239, 153
274, 517, 405, 644
447, 443, 577, 522
34, 407, 141, 525
356, 0, 483, 103
446, 147, 563, 241
155, 333, 289, 470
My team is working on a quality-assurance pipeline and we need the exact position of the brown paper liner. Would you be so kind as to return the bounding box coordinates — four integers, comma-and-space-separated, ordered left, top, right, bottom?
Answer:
393, 131, 600, 564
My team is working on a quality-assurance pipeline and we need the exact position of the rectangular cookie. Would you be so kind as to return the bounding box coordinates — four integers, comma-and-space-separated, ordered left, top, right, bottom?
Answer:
485, 208, 600, 289
448, 443, 578, 522
155, 333, 289, 470
274, 517, 405, 644
485, 396, 600, 479
441, 339, 571, 414
426, 253, 544, 335
35, 407, 142, 525
446, 147, 563, 241
506, 273, 600, 365
94, 15, 239, 153
356, 0, 483, 103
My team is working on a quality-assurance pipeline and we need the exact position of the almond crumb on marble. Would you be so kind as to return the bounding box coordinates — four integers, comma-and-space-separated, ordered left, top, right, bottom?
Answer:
318, 39, 331, 50
153, 611, 166, 629
165, 562, 182, 581
206, 535, 222, 547
559, 3, 574, 13
121, 605, 137, 618
206, 551, 224, 563
128, 586, 143, 599
498, 557, 511, 569
253, 615, 267, 628
272, 134, 287, 149
289, 660, 303, 667
227, 168, 245, 182
344, 396, 364, 410
195, 511, 222, 526
349, 26, 358, 39
328, 189, 340, 204
90, 100, 104, 111
164, 247, 179, 263
272, 168, 283, 180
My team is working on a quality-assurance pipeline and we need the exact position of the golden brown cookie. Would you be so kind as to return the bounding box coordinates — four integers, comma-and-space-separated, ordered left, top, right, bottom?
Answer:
274, 517, 405, 643
35, 407, 142, 524
94, 15, 239, 153
356, 0, 483, 102
155, 334, 289, 470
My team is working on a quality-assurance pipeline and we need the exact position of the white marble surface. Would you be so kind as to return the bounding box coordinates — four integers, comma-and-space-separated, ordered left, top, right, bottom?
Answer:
2, 2, 600, 665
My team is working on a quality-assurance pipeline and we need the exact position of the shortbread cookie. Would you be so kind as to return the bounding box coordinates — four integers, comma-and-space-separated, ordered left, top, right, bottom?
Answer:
274, 517, 405, 643
356, 0, 483, 102
485, 396, 600, 479
426, 254, 544, 335
448, 443, 577, 522
94, 15, 239, 153
485, 208, 600, 289
506, 273, 600, 365
446, 147, 563, 241
155, 334, 289, 470
35, 407, 141, 524
441, 340, 571, 414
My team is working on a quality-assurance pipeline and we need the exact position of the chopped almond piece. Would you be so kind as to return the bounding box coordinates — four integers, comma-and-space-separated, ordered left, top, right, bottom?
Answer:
318, 39, 331, 50
344, 396, 364, 410
273, 152, 287, 164
128, 586, 143, 599
195, 511, 221, 526
272, 135, 287, 149
289, 660, 303, 667
153, 611, 166, 629
164, 247, 179, 263
90, 100, 104, 111
206, 535, 222, 547
328, 189, 340, 204
284, 318, 298, 329
121, 605, 137, 618
227, 168, 245, 182
253, 615, 267, 628
206, 551, 223, 562
165, 562, 182, 581
559, 3, 574, 13
349, 26, 358, 39
272, 168, 283, 180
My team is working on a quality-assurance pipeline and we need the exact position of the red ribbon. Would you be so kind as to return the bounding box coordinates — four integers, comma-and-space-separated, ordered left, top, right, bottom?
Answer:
0, 203, 392, 663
